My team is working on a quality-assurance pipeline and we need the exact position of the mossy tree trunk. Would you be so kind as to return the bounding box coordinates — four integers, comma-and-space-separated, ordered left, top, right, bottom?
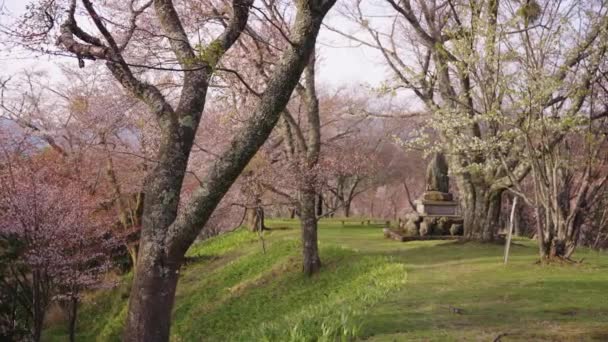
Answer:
458, 176, 504, 241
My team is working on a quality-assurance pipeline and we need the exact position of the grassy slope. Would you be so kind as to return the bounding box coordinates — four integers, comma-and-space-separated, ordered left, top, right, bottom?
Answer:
43, 219, 608, 341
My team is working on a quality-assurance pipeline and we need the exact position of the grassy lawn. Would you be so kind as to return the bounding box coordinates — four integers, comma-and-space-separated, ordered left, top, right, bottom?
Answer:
43, 219, 608, 341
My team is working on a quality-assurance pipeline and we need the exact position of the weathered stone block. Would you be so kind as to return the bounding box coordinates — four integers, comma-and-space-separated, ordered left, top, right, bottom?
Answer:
450, 223, 463, 236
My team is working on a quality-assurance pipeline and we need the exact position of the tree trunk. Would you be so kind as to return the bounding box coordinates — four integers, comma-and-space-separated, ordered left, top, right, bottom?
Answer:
316, 193, 323, 217
32, 270, 47, 342
300, 188, 321, 276
245, 200, 265, 232
540, 237, 576, 260
344, 201, 351, 218
534, 206, 548, 259
539, 194, 586, 260
68, 297, 78, 342
460, 183, 503, 241
123, 249, 180, 342
544, 224, 578, 259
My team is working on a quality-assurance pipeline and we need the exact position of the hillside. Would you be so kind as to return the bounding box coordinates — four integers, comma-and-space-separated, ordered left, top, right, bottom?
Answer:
44, 220, 608, 341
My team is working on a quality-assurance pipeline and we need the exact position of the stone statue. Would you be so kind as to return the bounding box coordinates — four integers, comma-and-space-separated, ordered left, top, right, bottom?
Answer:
393, 152, 462, 239
425, 152, 449, 193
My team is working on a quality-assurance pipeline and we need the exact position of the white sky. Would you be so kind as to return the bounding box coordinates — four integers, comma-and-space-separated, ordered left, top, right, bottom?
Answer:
0, 0, 389, 88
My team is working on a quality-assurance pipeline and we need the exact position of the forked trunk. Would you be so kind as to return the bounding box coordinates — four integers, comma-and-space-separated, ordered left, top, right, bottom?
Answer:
343, 201, 351, 217
537, 237, 577, 260
533, 211, 578, 261
543, 225, 578, 260
245, 203, 265, 232
301, 188, 321, 276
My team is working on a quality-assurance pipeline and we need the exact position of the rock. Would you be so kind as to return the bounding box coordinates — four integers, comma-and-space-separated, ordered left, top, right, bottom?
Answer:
421, 217, 438, 236
383, 228, 406, 242
423, 217, 438, 227
419, 221, 429, 236
404, 219, 419, 236
436, 217, 451, 235
405, 212, 422, 223
450, 223, 463, 236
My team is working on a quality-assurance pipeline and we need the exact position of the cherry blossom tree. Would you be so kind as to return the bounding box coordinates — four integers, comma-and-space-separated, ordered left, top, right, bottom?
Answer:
321, 143, 380, 217
0, 131, 118, 342
3, 0, 337, 338
1, 68, 154, 269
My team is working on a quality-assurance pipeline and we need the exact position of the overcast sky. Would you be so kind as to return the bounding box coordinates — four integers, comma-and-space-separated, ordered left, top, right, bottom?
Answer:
0, 0, 389, 89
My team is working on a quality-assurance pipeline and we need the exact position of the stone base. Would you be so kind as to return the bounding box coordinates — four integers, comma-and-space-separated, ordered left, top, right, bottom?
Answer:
415, 199, 459, 217
399, 214, 464, 237
399, 192, 462, 238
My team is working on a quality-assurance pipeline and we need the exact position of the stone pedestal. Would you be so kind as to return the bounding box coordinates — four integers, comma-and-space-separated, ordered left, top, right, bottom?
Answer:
415, 199, 459, 217
398, 191, 462, 237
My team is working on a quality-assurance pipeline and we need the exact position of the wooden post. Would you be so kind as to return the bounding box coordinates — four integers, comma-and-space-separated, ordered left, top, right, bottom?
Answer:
504, 197, 518, 265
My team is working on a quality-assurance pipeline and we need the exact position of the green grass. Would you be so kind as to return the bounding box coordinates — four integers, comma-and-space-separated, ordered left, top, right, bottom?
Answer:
43, 219, 608, 341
